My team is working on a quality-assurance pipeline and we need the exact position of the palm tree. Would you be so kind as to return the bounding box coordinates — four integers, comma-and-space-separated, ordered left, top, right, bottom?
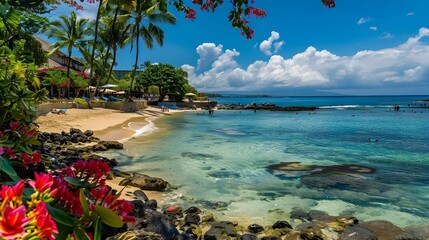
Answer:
47, 11, 91, 79
127, 0, 176, 99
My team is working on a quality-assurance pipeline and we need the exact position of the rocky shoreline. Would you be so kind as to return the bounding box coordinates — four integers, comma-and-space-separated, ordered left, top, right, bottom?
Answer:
217, 103, 318, 112
39, 128, 429, 240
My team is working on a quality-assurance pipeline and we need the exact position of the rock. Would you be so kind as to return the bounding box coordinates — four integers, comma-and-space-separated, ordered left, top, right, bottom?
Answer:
248, 223, 264, 233
174, 233, 196, 240
99, 140, 123, 149
84, 130, 94, 136
272, 220, 292, 229
261, 236, 281, 240
70, 128, 83, 135
290, 209, 311, 221
399, 224, 429, 240
204, 227, 226, 240
267, 162, 316, 172
133, 190, 149, 202
143, 208, 179, 239
341, 225, 378, 240
106, 230, 164, 240
295, 223, 323, 239
163, 205, 183, 220
184, 213, 200, 225
121, 173, 169, 191
205, 221, 237, 239
283, 233, 302, 240
92, 144, 108, 151
146, 200, 157, 210
238, 233, 257, 240
185, 206, 201, 214
201, 212, 214, 223
358, 221, 403, 240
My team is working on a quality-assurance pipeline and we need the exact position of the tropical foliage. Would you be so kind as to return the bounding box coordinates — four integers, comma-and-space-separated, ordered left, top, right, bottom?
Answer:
137, 63, 189, 102
0, 0, 336, 239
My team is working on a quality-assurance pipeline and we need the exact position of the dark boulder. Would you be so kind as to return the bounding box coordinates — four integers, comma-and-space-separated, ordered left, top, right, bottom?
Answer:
185, 206, 201, 214
184, 213, 200, 225
70, 128, 83, 135
133, 190, 149, 202
84, 130, 94, 136
238, 233, 258, 240
120, 173, 169, 191
272, 220, 292, 229
248, 223, 264, 233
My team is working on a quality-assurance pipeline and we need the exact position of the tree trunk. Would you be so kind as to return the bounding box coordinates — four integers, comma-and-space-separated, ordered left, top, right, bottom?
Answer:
127, 21, 140, 100
87, 0, 103, 108
66, 49, 73, 98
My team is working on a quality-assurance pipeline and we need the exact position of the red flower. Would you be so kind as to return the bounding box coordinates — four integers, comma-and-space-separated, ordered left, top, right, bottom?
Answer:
0, 205, 30, 239
323, 0, 335, 8
35, 207, 58, 239
31, 151, 41, 165
0, 180, 25, 202
28, 172, 55, 194
9, 122, 19, 131
248, 7, 266, 18
185, 8, 197, 20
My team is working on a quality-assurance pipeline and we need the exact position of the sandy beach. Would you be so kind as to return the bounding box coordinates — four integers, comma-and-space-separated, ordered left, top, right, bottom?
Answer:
36, 106, 183, 202
36, 106, 181, 141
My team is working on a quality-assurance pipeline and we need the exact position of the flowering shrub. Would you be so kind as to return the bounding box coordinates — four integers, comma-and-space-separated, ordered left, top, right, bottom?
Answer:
0, 177, 58, 239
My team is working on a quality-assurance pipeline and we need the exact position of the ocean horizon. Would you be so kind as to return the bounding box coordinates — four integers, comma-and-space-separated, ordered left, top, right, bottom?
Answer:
104, 95, 429, 227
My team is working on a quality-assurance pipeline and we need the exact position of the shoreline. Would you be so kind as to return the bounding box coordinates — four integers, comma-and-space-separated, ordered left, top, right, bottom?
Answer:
35, 106, 429, 238
36, 106, 185, 204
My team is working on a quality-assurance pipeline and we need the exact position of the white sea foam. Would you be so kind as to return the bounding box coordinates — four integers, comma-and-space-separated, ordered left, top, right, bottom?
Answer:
319, 105, 360, 109
118, 117, 157, 142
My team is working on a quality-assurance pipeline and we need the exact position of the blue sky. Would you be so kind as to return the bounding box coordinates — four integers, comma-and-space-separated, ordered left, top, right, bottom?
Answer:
45, 0, 429, 95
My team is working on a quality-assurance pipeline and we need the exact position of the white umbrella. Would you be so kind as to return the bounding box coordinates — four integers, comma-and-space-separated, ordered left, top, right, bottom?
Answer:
115, 91, 126, 95
100, 84, 118, 88
99, 89, 116, 94
185, 93, 197, 97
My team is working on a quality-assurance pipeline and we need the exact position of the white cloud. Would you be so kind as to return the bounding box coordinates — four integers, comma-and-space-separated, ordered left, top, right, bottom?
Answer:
369, 26, 378, 31
357, 17, 372, 25
259, 31, 285, 56
195, 43, 223, 70
406, 12, 415, 16
182, 28, 429, 92
382, 32, 394, 39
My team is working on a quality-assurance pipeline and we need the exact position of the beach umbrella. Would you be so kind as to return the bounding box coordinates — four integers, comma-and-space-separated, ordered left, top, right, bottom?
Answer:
185, 93, 197, 97
100, 84, 118, 88
86, 86, 96, 91
99, 89, 116, 94
115, 91, 126, 95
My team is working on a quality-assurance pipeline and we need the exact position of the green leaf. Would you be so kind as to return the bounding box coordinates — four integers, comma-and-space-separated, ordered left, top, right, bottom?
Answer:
47, 204, 75, 227
73, 227, 92, 240
94, 216, 102, 240
54, 222, 74, 240
0, 156, 20, 182
0, 140, 14, 147
64, 177, 90, 188
94, 205, 124, 228
79, 189, 90, 218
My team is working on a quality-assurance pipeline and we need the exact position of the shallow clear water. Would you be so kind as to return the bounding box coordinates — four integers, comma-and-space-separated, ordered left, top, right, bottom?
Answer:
109, 96, 429, 227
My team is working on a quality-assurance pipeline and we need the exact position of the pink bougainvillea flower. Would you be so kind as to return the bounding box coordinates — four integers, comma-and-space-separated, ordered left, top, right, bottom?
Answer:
28, 172, 55, 194
0, 180, 25, 202
0, 205, 30, 239
185, 8, 197, 20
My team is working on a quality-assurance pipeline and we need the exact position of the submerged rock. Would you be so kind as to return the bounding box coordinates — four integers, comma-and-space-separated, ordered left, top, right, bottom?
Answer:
340, 225, 377, 240
181, 152, 223, 161
267, 162, 316, 172
358, 220, 404, 240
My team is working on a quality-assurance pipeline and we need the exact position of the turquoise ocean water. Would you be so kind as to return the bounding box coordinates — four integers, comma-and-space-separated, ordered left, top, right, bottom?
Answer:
107, 96, 429, 227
